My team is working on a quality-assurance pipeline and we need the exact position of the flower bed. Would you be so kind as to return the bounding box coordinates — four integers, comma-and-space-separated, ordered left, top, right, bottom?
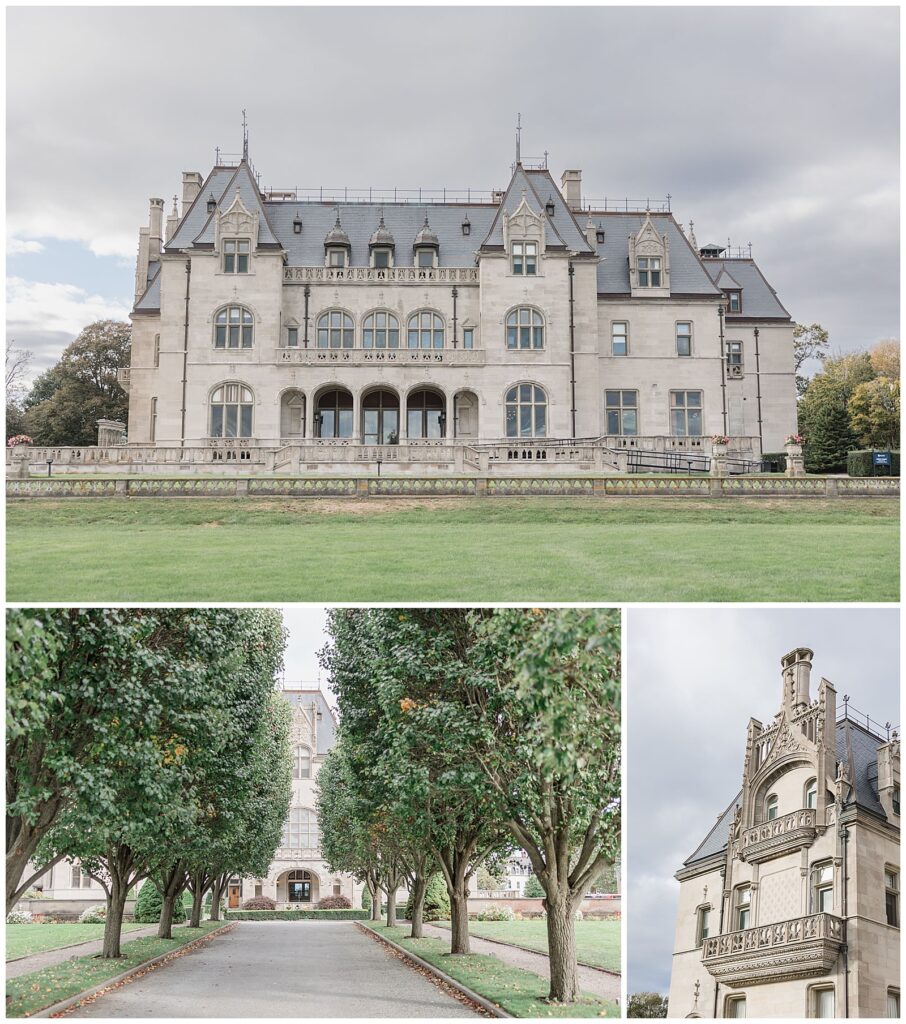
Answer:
224, 908, 368, 921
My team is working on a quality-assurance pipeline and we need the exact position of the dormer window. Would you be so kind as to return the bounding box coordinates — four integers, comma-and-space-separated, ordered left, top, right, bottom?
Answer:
206, 194, 216, 214
373, 249, 391, 269
416, 249, 435, 269
324, 212, 351, 268
293, 215, 303, 235
638, 256, 661, 287
413, 215, 439, 269
513, 241, 537, 276
545, 195, 556, 217
223, 239, 250, 274
327, 248, 347, 268
727, 290, 742, 313
369, 215, 395, 270
462, 216, 471, 236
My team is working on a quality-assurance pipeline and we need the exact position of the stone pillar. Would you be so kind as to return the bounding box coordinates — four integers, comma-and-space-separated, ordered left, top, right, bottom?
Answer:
444, 392, 455, 442
7, 446, 31, 479
710, 442, 728, 478
785, 443, 805, 477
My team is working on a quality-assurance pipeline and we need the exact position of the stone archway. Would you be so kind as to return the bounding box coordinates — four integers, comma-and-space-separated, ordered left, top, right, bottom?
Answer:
275, 868, 320, 906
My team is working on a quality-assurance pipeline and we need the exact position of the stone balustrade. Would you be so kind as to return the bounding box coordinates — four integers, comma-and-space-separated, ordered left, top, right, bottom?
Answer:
276, 347, 486, 366
283, 265, 479, 285
740, 808, 818, 863
703, 912, 843, 987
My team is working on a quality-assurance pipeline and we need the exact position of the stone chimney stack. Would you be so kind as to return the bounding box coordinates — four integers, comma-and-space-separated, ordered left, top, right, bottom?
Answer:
781, 647, 813, 712
182, 172, 203, 215
165, 196, 180, 243
134, 224, 150, 301
560, 169, 582, 211
148, 198, 164, 256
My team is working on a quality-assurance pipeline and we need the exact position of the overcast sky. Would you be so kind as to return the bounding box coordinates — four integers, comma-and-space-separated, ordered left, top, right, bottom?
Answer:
280, 606, 333, 701
6, 6, 898, 381
626, 606, 900, 997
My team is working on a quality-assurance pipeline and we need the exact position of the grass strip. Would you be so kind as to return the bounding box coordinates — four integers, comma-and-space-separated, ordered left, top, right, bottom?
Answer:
7, 922, 148, 961
361, 922, 618, 1018
6, 921, 227, 1017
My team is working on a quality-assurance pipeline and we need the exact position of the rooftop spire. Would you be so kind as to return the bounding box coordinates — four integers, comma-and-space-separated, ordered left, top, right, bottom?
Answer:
241, 108, 248, 161
515, 112, 522, 164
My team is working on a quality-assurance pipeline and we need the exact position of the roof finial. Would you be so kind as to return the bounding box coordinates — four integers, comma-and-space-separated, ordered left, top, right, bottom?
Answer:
515, 112, 522, 164
688, 218, 698, 249
241, 108, 248, 161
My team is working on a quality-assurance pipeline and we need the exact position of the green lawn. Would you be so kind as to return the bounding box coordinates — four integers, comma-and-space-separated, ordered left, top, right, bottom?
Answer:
435, 918, 620, 972
6, 921, 147, 960
6, 496, 899, 601
6, 921, 227, 1017
361, 923, 617, 1018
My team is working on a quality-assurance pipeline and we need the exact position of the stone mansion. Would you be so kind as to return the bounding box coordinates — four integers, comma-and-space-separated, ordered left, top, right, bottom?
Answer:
120, 148, 798, 467
668, 649, 900, 1019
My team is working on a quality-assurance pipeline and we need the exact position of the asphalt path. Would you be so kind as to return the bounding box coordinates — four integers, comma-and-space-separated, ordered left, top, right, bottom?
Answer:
67, 921, 480, 1017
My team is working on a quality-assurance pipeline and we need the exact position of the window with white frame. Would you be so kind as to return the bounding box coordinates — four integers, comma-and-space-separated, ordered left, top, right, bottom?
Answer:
727, 341, 744, 372
670, 391, 703, 436
462, 328, 474, 350
734, 885, 751, 930
886, 867, 899, 926
222, 238, 250, 274
638, 256, 661, 287
676, 321, 692, 356
210, 383, 253, 438
281, 808, 319, 849
611, 321, 628, 356
286, 326, 299, 348
363, 311, 400, 349
506, 308, 544, 350
605, 391, 638, 436
294, 745, 311, 780
372, 248, 392, 269
317, 311, 354, 349
512, 241, 537, 276
811, 861, 833, 913
805, 778, 818, 809
725, 995, 746, 1018
727, 290, 742, 313
810, 986, 835, 1018
415, 248, 435, 269
70, 864, 93, 888
766, 793, 779, 820
887, 989, 900, 1017
695, 905, 711, 947
505, 383, 547, 438
327, 248, 347, 268
407, 311, 444, 350
214, 306, 254, 349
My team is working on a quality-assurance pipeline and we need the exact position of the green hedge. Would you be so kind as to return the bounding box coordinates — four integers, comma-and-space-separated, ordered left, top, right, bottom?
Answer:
760, 452, 788, 473
224, 908, 368, 921
847, 449, 900, 477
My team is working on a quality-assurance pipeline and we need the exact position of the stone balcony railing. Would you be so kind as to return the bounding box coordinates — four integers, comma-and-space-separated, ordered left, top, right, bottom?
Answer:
284, 265, 479, 285
702, 912, 843, 987
273, 846, 321, 861
739, 808, 818, 863
276, 347, 486, 367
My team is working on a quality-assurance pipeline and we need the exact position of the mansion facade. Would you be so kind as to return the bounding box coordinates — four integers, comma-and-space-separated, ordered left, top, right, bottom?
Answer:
122, 150, 798, 463
668, 649, 900, 1019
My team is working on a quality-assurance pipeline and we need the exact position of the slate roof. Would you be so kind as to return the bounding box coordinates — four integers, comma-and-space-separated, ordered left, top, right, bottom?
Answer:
683, 720, 892, 869
166, 166, 237, 250
703, 258, 791, 319
281, 689, 337, 756
134, 263, 161, 312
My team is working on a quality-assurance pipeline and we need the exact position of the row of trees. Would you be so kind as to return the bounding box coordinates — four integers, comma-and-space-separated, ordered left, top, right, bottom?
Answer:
795, 331, 900, 472
6, 321, 131, 446
7, 608, 292, 957
315, 608, 621, 1004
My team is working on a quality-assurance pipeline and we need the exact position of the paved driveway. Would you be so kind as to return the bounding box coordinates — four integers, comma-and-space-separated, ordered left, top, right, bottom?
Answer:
69, 922, 480, 1017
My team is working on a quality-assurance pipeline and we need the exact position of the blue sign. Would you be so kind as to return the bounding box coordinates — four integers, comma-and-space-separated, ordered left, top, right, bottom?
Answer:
873, 452, 891, 466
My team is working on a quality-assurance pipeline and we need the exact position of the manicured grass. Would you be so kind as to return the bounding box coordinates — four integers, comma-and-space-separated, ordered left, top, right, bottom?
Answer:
6, 921, 227, 1017
6, 921, 147, 960
6, 496, 899, 601
361, 923, 617, 1018
434, 918, 621, 972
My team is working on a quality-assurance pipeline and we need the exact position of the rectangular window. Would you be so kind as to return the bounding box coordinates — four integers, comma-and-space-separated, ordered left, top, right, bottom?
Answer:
153, 334, 160, 367
638, 256, 661, 287
287, 327, 298, 348
676, 321, 692, 356
812, 987, 835, 1018
894, 786, 900, 815
885, 868, 899, 927
611, 321, 628, 356
670, 391, 703, 437
462, 328, 474, 350
727, 341, 744, 370
726, 996, 746, 1018
696, 906, 711, 947
812, 862, 833, 913
605, 390, 638, 436
734, 886, 751, 930
728, 291, 741, 313
373, 249, 390, 268
512, 241, 537, 276
887, 990, 900, 1018
328, 249, 346, 267
150, 397, 157, 442
223, 239, 250, 274
417, 249, 434, 268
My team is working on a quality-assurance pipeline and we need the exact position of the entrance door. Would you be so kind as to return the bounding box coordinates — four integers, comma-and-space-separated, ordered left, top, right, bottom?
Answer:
228, 885, 240, 909
288, 879, 311, 903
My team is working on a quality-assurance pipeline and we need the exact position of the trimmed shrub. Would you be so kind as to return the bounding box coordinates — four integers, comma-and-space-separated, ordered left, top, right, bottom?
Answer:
847, 449, 900, 477
317, 895, 351, 910
524, 874, 544, 898
7, 909, 33, 924
475, 904, 515, 922
241, 896, 276, 911
760, 452, 787, 474
79, 905, 107, 923
225, 908, 368, 921
134, 883, 189, 923
361, 887, 372, 912
405, 874, 450, 922
574, 909, 584, 921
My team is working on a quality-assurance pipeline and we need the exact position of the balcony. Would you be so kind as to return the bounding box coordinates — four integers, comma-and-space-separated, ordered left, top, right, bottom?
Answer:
702, 912, 843, 988
283, 265, 478, 285
276, 347, 486, 367
739, 808, 818, 863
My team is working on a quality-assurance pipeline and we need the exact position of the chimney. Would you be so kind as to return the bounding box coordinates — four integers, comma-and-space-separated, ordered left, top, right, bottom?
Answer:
181, 171, 203, 214
560, 169, 582, 211
148, 198, 164, 256
781, 647, 813, 711
165, 196, 180, 243
134, 226, 150, 301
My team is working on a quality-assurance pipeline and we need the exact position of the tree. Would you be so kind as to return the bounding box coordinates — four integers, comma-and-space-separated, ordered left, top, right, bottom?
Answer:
524, 874, 544, 897
477, 864, 506, 891
800, 378, 857, 473
793, 322, 829, 372
869, 339, 900, 380
6, 339, 32, 402
628, 992, 669, 1018
23, 320, 129, 446
849, 377, 900, 450
133, 880, 188, 923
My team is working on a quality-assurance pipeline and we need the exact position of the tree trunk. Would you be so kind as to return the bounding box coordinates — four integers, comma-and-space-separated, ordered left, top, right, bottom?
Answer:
369, 881, 380, 921
449, 889, 470, 954
101, 875, 129, 958
157, 861, 186, 939
209, 873, 227, 922
385, 885, 397, 928
545, 891, 580, 1003
159, 891, 178, 939
188, 872, 206, 928
409, 872, 427, 939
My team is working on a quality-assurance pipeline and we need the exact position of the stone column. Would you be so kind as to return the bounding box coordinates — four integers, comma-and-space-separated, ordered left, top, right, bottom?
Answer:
710, 441, 728, 478
445, 391, 455, 442
785, 443, 805, 477
7, 445, 32, 479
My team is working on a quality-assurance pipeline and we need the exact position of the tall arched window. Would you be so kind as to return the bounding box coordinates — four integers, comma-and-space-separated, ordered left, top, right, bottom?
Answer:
316, 389, 353, 439
286, 869, 311, 903
210, 383, 253, 438
765, 794, 779, 821
506, 308, 544, 350
407, 311, 444, 350
317, 310, 354, 349
407, 389, 445, 439
805, 779, 818, 810
363, 311, 400, 349
282, 808, 320, 849
213, 305, 254, 349
294, 745, 311, 780
362, 389, 399, 445
505, 383, 547, 438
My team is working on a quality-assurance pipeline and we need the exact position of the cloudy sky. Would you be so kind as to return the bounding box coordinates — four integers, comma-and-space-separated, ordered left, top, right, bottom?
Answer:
626, 606, 900, 996
281, 605, 332, 698
6, 6, 898, 382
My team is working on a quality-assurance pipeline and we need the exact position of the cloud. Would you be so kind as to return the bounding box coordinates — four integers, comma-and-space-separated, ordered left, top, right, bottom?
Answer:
7, 238, 45, 255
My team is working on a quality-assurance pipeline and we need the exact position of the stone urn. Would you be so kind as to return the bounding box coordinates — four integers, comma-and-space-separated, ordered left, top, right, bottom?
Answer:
784, 443, 803, 458
6, 445, 32, 480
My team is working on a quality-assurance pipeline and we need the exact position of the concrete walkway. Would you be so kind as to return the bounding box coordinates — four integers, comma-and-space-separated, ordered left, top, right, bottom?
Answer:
68, 921, 481, 1017
422, 923, 620, 1003
6, 925, 160, 979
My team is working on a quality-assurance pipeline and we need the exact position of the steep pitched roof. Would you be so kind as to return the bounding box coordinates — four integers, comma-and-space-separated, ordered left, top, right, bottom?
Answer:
165, 166, 236, 250
190, 161, 281, 248
134, 263, 162, 312
703, 258, 791, 319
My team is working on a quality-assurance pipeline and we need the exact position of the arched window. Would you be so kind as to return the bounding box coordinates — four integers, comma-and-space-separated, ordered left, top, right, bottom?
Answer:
506, 308, 544, 350
213, 305, 254, 349
316, 389, 353, 439
317, 311, 354, 349
282, 808, 320, 849
210, 383, 253, 438
407, 389, 445, 439
407, 311, 444, 350
505, 383, 547, 438
294, 745, 311, 780
362, 389, 399, 445
765, 794, 779, 821
363, 311, 400, 349
805, 779, 818, 810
